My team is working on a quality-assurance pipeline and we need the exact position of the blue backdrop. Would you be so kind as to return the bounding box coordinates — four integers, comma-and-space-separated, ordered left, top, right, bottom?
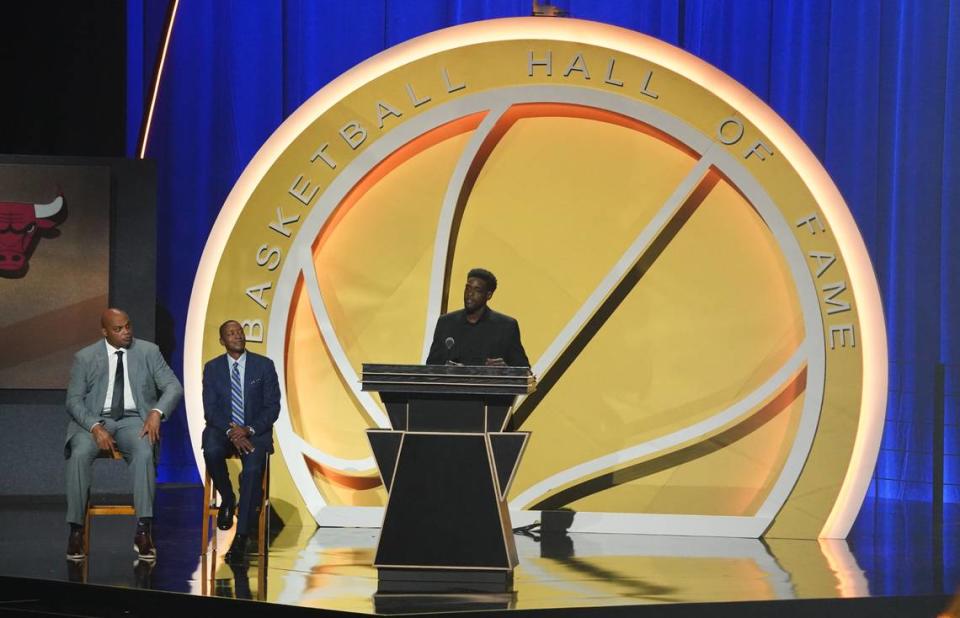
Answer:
132, 0, 959, 509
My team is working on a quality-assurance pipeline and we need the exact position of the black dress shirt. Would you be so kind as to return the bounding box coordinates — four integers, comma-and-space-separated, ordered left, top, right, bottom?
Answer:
425, 307, 530, 367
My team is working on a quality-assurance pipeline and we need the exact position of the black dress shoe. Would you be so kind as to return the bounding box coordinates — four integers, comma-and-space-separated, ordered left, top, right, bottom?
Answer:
225, 534, 248, 564
66, 527, 85, 561
134, 528, 157, 561
217, 502, 235, 531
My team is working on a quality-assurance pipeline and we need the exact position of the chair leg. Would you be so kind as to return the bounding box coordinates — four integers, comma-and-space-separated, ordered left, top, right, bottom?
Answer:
82, 508, 91, 557
256, 459, 270, 600
257, 557, 267, 600
200, 553, 209, 596
210, 500, 218, 553
257, 456, 270, 557
200, 470, 212, 554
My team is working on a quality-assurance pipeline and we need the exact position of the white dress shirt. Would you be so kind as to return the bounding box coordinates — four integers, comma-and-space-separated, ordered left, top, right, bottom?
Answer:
102, 340, 137, 413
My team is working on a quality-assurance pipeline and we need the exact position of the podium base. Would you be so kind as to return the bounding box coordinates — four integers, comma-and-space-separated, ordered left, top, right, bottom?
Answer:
373, 591, 514, 613
376, 567, 513, 593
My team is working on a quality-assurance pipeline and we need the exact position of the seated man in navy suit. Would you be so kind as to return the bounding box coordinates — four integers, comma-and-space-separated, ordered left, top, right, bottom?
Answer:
201, 320, 280, 562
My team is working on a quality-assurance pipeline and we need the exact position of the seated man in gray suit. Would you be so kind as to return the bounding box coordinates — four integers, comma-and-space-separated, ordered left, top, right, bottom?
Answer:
64, 308, 183, 561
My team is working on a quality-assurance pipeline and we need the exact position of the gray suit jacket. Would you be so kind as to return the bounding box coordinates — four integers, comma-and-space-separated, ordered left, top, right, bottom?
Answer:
64, 338, 183, 457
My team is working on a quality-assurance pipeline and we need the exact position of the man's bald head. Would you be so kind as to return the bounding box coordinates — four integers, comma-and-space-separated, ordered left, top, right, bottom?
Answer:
100, 308, 128, 328
101, 308, 133, 348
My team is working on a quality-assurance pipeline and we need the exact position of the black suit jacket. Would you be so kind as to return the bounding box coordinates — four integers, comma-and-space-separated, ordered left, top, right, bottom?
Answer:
426, 308, 530, 367
201, 351, 280, 450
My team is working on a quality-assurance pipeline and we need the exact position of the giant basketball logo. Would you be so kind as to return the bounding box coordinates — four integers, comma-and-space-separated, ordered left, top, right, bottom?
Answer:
185, 18, 886, 539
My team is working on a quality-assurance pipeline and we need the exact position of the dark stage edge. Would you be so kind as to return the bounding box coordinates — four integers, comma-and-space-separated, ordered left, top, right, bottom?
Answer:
0, 576, 954, 617
0, 488, 958, 617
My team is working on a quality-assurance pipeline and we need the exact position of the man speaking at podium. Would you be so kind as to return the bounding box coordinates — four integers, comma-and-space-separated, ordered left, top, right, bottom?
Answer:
426, 268, 530, 367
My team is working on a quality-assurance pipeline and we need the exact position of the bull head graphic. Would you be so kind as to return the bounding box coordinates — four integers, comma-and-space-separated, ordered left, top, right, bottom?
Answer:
0, 194, 65, 277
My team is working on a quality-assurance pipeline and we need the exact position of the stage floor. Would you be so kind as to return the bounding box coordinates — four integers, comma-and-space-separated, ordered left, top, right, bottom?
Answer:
0, 487, 957, 616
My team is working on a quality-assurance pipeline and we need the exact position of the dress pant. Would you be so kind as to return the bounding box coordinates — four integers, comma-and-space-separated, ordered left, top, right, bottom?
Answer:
65, 413, 155, 525
201, 426, 268, 535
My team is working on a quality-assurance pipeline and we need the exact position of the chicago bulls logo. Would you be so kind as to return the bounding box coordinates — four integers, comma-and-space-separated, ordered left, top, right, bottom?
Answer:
0, 194, 65, 277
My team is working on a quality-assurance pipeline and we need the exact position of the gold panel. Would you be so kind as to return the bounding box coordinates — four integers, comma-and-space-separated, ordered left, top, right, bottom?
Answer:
449, 112, 697, 356
285, 124, 479, 505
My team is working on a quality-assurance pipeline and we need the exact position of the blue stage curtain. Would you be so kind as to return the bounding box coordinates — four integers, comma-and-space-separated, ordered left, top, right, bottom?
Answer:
125, 0, 171, 158
138, 0, 959, 508
944, 0, 960, 506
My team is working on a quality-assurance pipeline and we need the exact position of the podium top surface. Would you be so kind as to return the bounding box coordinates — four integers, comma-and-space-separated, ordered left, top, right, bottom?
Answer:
361, 363, 536, 395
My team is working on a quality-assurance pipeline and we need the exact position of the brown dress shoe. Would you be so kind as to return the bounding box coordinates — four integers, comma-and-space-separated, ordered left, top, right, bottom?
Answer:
133, 528, 157, 561
66, 527, 85, 561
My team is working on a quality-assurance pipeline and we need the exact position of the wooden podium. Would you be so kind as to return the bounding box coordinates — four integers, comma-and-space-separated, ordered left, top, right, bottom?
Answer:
362, 363, 535, 593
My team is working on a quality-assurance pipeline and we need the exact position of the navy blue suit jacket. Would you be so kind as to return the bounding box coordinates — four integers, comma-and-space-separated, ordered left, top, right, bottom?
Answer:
201, 351, 280, 450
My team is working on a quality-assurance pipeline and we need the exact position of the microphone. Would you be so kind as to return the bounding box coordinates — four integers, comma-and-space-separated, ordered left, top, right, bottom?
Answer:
443, 337, 461, 366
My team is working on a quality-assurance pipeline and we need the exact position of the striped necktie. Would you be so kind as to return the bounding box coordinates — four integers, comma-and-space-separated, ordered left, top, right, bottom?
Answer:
230, 361, 244, 427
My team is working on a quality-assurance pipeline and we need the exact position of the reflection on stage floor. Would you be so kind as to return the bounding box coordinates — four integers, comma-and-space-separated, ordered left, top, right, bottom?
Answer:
0, 487, 956, 615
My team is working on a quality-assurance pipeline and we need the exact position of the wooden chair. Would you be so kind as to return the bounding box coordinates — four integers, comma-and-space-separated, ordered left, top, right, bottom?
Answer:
82, 449, 136, 556
200, 452, 270, 556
